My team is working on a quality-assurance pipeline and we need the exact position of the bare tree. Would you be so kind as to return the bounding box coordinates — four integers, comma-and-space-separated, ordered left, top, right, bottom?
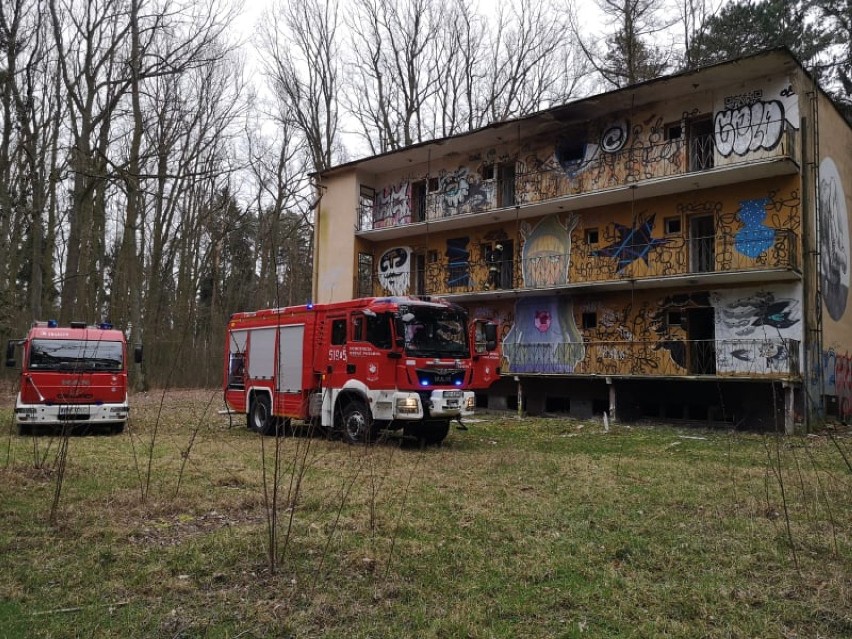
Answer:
244, 107, 313, 309
109, 0, 235, 389
572, 0, 673, 89
261, 0, 340, 173
344, 0, 443, 153
481, 0, 580, 123
674, 0, 725, 70
429, 0, 485, 136
0, 0, 63, 326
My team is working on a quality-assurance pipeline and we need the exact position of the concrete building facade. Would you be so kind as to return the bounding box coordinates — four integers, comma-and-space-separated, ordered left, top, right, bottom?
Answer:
313, 49, 852, 432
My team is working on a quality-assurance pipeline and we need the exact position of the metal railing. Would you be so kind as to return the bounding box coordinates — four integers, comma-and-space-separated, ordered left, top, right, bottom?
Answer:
357, 125, 798, 231
360, 229, 799, 297
501, 338, 800, 378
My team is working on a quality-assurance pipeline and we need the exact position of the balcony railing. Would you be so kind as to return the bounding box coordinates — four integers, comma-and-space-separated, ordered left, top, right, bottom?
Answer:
357, 126, 798, 232
358, 230, 799, 298
501, 338, 800, 379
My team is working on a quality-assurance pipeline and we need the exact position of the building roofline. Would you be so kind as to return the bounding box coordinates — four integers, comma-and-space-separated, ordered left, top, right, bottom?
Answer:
314, 46, 844, 180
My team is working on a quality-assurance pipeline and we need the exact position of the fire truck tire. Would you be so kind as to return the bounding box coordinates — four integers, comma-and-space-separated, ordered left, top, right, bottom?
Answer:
249, 395, 277, 436
430, 420, 451, 444
404, 420, 450, 445
110, 422, 125, 435
17, 424, 32, 436
339, 400, 376, 444
423, 420, 450, 445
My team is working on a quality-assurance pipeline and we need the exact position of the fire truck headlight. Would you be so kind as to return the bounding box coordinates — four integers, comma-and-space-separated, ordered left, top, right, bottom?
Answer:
396, 396, 420, 415
465, 396, 476, 411
16, 408, 37, 421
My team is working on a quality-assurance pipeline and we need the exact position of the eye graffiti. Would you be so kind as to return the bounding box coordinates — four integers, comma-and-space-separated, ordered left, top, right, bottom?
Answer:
600, 120, 629, 153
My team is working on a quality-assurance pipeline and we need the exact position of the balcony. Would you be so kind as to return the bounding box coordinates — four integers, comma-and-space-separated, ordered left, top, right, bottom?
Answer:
359, 230, 800, 299
500, 338, 800, 380
356, 126, 799, 238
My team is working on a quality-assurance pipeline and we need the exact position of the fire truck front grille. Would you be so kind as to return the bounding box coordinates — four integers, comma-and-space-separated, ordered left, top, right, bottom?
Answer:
415, 368, 465, 387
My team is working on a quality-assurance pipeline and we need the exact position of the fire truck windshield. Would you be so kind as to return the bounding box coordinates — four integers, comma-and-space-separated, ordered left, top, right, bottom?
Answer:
400, 307, 469, 358
28, 339, 124, 372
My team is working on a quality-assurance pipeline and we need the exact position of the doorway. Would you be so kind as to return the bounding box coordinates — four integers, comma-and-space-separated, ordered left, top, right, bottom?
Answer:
688, 117, 714, 171
689, 215, 715, 273
686, 307, 716, 375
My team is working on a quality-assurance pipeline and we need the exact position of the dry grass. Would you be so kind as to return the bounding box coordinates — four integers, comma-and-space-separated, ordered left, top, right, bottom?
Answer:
1, 389, 850, 638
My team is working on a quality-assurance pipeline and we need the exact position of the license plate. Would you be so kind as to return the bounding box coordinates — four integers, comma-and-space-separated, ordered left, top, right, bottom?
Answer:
444, 390, 462, 398
59, 406, 88, 419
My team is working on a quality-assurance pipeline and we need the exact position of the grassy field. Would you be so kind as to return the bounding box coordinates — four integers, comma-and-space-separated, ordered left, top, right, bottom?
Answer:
0, 389, 850, 638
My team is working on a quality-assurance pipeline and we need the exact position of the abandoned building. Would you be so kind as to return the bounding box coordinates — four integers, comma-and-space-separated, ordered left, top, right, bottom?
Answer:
312, 48, 852, 433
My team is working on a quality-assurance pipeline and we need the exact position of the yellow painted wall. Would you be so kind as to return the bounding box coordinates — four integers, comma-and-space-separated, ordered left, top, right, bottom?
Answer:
314, 170, 360, 303
364, 174, 802, 298
816, 91, 852, 415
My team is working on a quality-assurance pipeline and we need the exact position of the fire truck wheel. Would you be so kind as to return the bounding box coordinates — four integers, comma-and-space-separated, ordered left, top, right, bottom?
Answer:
404, 420, 450, 445
110, 422, 125, 435
423, 420, 450, 445
249, 395, 277, 436
17, 424, 32, 436
340, 400, 376, 444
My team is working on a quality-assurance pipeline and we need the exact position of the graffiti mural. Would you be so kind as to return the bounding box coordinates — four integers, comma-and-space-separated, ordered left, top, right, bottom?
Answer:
823, 349, 837, 395
649, 292, 711, 369
818, 157, 850, 321
374, 181, 411, 228
713, 287, 802, 374
436, 166, 492, 217
553, 115, 683, 186
446, 237, 471, 288
502, 296, 585, 373
600, 120, 629, 153
520, 214, 580, 287
734, 198, 775, 258
835, 352, 852, 420
592, 213, 670, 272
714, 81, 799, 159
714, 99, 785, 158
377, 246, 411, 295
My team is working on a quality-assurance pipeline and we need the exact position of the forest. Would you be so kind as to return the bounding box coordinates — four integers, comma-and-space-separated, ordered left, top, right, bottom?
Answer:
0, 0, 850, 388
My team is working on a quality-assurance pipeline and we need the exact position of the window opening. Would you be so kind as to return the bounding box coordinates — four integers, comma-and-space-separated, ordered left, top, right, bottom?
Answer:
664, 217, 681, 235
330, 319, 347, 345
357, 253, 374, 297
498, 162, 516, 207
411, 180, 427, 222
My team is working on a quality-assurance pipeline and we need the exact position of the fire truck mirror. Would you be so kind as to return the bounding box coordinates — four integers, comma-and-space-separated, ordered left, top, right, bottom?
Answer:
484, 323, 498, 352
5, 341, 17, 367
134, 345, 144, 364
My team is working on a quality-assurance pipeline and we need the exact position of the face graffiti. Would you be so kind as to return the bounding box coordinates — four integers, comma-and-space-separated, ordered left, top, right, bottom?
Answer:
818, 158, 850, 321
377, 246, 411, 296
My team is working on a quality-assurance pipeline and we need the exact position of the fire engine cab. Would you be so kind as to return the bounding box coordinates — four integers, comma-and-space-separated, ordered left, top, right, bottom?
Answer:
6, 320, 141, 435
224, 297, 499, 444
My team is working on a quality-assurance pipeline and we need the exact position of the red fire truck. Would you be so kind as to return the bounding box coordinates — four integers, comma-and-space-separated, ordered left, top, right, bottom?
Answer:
224, 296, 499, 444
6, 320, 141, 435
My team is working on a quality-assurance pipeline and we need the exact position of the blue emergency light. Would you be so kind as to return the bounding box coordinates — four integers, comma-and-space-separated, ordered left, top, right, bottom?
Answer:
47, 319, 58, 328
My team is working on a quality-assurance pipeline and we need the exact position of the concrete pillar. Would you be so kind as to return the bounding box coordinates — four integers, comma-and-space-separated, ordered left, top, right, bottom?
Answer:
607, 376, 616, 422
783, 382, 795, 435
